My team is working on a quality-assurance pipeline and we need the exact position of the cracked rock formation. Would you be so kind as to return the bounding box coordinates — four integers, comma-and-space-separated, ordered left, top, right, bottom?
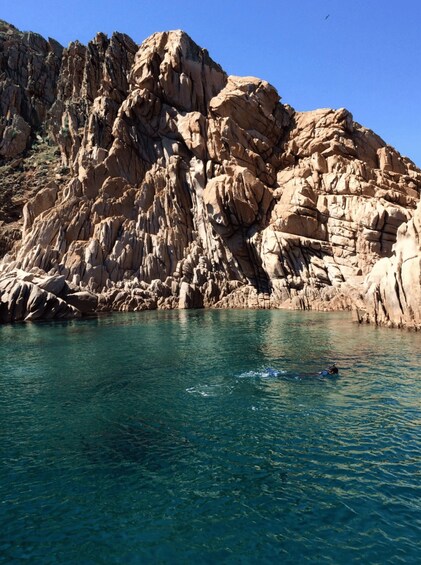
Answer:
0, 21, 420, 326
356, 200, 421, 329
0, 20, 62, 158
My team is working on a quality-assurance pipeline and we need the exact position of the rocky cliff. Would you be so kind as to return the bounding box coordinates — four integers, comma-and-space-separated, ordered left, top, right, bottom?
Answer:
356, 200, 421, 329
1, 21, 420, 326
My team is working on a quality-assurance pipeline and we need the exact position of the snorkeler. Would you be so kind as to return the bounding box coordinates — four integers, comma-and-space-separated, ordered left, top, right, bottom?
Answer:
319, 363, 338, 376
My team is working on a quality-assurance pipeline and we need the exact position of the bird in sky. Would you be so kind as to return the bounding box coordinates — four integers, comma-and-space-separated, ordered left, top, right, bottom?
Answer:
325, 14, 330, 20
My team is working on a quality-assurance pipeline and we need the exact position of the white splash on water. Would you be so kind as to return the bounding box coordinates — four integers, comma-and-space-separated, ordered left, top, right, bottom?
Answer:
237, 367, 286, 379
186, 383, 233, 397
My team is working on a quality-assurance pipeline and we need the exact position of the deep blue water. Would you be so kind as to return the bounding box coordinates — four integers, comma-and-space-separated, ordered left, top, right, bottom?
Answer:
0, 310, 420, 564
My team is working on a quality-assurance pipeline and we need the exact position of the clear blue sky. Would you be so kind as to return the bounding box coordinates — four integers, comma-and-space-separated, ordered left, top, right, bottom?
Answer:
2, 0, 420, 165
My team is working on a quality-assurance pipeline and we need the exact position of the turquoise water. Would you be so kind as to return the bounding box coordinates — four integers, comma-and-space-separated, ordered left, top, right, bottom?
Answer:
0, 310, 420, 564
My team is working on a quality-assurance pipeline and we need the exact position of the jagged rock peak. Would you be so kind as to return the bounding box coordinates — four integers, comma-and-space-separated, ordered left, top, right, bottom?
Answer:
0, 19, 62, 53
0, 19, 20, 34
138, 30, 225, 71
131, 30, 228, 114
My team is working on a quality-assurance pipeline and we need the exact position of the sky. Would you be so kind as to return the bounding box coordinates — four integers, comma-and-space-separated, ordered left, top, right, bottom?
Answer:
1, 0, 420, 166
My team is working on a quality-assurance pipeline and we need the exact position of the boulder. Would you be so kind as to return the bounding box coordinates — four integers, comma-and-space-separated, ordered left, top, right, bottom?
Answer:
64, 291, 98, 313
0, 271, 80, 322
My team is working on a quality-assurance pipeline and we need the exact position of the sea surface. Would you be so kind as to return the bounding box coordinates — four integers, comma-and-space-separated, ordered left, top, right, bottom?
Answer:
0, 309, 420, 564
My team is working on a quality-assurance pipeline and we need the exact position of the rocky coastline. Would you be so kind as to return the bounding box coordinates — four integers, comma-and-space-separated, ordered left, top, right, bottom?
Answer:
1, 20, 420, 328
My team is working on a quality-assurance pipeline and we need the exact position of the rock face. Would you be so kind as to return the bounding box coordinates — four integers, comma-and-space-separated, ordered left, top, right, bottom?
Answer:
0, 20, 62, 158
0, 20, 65, 261
356, 200, 421, 329
0, 22, 420, 325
